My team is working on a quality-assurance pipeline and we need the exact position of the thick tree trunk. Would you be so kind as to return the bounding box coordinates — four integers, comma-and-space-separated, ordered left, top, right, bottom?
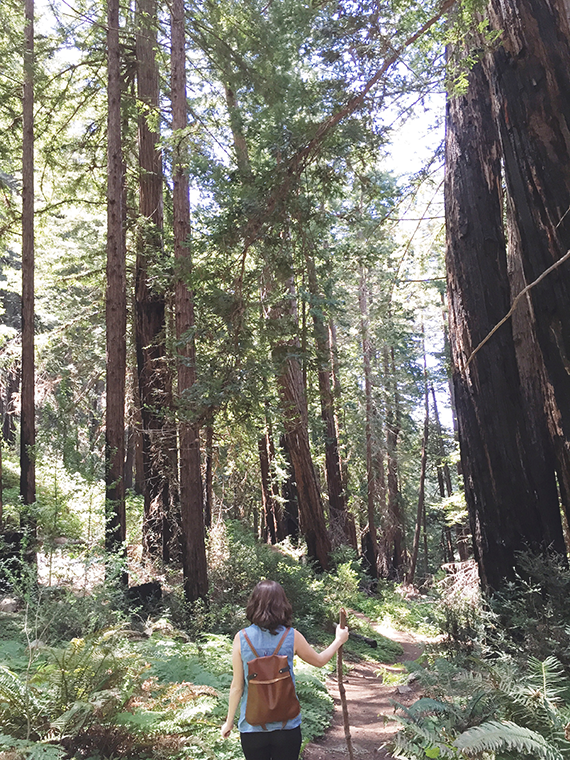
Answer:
445, 58, 564, 591
484, 0, 570, 537
135, 0, 178, 562
171, 0, 208, 602
20, 0, 35, 514
105, 0, 127, 556
276, 352, 332, 570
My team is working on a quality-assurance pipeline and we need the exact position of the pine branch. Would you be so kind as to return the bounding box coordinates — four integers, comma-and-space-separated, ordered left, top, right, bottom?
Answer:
236, 0, 457, 269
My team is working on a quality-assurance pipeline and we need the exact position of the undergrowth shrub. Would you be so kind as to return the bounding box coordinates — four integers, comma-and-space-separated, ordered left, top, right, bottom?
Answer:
392, 654, 570, 760
206, 521, 329, 639
354, 579, 440, 636
0, 628, 146, 746
489, 551, 570, 665
13, 566, 130, 646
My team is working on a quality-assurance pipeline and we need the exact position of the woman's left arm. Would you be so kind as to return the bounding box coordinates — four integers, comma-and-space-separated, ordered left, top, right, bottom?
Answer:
221, 633, 245, 738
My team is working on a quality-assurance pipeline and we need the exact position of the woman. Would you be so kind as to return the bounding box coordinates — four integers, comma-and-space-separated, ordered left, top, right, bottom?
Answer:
220, 579, 349, 760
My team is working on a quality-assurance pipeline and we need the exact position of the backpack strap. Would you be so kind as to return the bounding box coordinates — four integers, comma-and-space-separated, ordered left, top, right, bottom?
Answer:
272, 627, 290, 656
242, 627, 291, 658
242, 630, 259, 658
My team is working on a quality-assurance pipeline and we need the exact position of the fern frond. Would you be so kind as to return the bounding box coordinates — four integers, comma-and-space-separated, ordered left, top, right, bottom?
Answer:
454, 719, 564, 760
528, 656, 569, 704
0, 665, 43, 716
0, 666, 29, 709
397, 698, 454, 719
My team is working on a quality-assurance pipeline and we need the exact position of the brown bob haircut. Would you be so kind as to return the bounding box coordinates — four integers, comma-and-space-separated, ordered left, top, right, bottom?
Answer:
246, 580, 293, 634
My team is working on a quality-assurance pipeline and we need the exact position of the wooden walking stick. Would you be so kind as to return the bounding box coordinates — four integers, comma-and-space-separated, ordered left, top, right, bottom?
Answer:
337, 607, 355, 760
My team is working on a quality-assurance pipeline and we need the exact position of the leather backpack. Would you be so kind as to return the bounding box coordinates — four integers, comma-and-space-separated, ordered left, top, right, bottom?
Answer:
242, 627, 301, 730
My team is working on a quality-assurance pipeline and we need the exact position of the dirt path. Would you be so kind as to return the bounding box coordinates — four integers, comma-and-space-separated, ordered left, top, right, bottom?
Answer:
302, 620, 427, 759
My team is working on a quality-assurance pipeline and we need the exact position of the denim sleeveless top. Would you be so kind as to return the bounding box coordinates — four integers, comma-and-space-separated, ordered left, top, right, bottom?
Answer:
238, 624, 302, 733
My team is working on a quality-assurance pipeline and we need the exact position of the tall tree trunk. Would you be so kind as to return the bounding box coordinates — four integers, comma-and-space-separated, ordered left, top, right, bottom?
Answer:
328, 319, 350, 492
383, 345, 404, 578
271, 271, 331, 570
305, 252, 356, 548
171, 0, 208, 602
359, 267, 379, 577
259, 429, 277, 544
430, 385, 456, 562
3, 362, 20, 447
135, 0, 177, 562
484, 0, 570, 538
20, 0, 35, 517
407, 334, 429, 585
105, 0, 127, 557
224, 79, 287, 547
445, 57, 564, 591
224, 70, 330, 566
205, 419, 214, 529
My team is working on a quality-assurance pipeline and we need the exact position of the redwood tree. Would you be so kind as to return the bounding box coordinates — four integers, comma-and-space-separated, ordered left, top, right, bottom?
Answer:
105, 0, 127, 555
445, 52, 565, 590
135, 0, 177, 562
171, 0, 208, 602
483, 0, 570, 531
20, 0, 35, 512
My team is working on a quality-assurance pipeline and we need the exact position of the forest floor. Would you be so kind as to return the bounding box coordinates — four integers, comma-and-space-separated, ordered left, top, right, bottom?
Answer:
302, 614, 429, 760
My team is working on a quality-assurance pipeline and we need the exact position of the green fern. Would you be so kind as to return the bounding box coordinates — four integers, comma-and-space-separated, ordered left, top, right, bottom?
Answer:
527, 656, 568, 706
454, 719, 564, 760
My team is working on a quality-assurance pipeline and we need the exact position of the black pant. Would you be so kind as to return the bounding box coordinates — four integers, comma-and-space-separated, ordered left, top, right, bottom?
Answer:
240, 726, 302, 760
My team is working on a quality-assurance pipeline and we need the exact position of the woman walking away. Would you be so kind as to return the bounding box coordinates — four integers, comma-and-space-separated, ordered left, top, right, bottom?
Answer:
221, 579, 349, 760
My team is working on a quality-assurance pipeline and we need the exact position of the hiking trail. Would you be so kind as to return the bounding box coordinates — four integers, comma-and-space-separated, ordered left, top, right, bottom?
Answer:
303, 615, 429, 759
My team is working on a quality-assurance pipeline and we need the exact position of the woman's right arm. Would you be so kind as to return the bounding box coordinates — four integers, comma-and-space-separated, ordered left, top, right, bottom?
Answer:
220, 633, 245, 738
294, 625, 349, 667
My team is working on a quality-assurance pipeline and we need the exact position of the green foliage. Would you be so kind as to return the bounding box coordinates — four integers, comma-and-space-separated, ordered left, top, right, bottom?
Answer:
455, 720, 564, 760
445, 0, 503, 95
207, 521, 330, 638
355, 580, 440, 637
0, 629, 146, 743
392, 651, 570, 760
489, 552, 570, 665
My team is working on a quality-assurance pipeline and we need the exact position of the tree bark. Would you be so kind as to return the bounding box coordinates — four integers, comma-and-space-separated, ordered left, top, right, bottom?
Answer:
383, 345, 404, 578
271, 271, 331, 570
445, 57, 564, 591
20, 0, 35, 514
305, 252, 356, 549
171, 0, 208, 602
484, 0, 570, 540
205, 420, 214, 529
259, 430, 278, 544
105, 0, 127, 556
135, 0, 178, 562
359, 267, 379, 577
407, 334, 429, 585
